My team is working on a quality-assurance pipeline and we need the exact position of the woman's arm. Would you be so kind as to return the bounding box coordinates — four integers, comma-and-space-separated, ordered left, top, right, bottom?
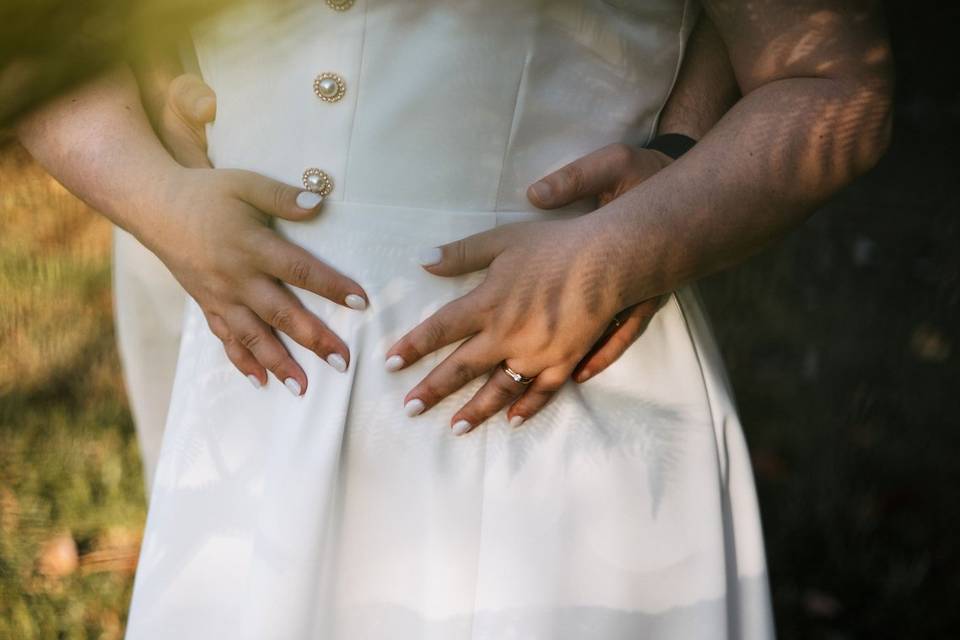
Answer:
16, 65, 369, 394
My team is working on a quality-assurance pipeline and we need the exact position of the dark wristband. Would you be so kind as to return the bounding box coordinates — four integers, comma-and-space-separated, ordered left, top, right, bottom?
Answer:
645, 133, 697, 160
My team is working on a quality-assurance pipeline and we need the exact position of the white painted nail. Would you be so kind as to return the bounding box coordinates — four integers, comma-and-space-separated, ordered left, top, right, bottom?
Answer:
452, 419, 473, 436
247, 374, 262, 389
284, 377, 302, 397
509, 415, 525, 428
345, 294, 367, 310
404, 398, 425, 417
418, 247, 443, 266
295, 191, 323, 210
384, 355, 405, 372
326, 353, 347, 373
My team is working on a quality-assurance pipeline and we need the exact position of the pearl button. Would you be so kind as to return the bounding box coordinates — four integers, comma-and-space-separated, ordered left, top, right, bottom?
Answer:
313, 72, 346, 103
302, 168, 334, 197
325, 0, 355, 11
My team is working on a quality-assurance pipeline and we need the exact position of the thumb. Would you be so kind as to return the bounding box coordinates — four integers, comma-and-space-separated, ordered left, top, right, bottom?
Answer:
418, 226, 510, 277
168, 73, 216, 125
228, 170, 325, 221
527, 143, 637, 209
162, 74, 216, 168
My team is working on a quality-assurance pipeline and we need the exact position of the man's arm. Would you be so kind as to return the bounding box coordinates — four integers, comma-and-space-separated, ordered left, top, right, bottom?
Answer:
587, 0, 893, 307
517, 14, 742, 381
657, 13, 740, 140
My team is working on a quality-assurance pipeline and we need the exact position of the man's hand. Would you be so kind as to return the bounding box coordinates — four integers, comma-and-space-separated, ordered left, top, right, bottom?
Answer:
157, 73, 216, 168
526, 143, 673, 383
146, 72, 216, 169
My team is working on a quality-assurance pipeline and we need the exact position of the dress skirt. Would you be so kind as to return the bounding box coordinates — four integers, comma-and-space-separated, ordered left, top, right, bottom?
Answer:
124, 200, 774, 639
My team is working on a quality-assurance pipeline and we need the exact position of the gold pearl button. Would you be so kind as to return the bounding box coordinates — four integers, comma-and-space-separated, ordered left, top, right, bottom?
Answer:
302, 168, 334, 197
313, 72, 346, 103
325, 0, 355, 10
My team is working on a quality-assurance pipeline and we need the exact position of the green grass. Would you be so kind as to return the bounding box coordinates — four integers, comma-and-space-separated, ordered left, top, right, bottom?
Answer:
0, 144, 145, 639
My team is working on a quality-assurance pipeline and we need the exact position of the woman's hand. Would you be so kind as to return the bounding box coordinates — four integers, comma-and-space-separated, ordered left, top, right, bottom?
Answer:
384, 212, 638, 435
145, 167, 369, 396
524, 143, 674, 383
138, 72, 367, 395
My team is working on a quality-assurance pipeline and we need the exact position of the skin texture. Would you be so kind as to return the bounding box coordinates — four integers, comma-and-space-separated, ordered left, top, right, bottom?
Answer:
15, 12, 739, 400
386, 0, 894, 434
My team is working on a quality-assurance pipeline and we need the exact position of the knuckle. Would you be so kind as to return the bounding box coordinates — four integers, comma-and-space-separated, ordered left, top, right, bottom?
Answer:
491, 381, 518, 403
420, 382, 442, 405
272, 183, 290, 214
269, 307, 296, 332
420, 319, 449, 349
451, 360, 476, 386
287, 259, 313, 287
264, 354, 289, 373
536, 372, 566, 393
451, 240, 469, 268
468, 287, 497, 317
238, 330, 263, 351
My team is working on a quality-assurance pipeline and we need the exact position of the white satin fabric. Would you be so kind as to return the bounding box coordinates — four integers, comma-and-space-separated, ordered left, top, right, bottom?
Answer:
112, 228, 183, 491
125, 1, 775, 638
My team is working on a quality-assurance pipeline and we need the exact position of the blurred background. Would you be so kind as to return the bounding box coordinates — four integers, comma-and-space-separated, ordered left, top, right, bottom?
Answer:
0, 0, 957, 638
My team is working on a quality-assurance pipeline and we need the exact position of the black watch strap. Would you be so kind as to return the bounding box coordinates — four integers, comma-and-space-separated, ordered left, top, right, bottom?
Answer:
645, 133, 697, 160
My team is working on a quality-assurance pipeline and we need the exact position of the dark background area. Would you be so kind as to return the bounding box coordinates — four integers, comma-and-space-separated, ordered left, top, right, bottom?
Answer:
700, 1, 960, 636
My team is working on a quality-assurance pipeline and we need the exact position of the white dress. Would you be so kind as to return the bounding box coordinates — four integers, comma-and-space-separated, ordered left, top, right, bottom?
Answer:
125, 1, 775, 638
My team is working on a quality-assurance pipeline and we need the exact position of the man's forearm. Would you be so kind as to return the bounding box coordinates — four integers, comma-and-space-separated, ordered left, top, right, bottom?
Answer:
657, 14, 740, 141
591, 3, 894, 309
15, 65, 179, 245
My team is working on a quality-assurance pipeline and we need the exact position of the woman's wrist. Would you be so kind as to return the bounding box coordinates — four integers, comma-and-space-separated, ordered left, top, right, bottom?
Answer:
575, 173, 693, 311
565, 208, 656, 312
116, 163, 192, 256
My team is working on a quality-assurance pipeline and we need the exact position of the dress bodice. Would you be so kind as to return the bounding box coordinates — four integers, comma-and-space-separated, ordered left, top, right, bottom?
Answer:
192, 0, 697, 213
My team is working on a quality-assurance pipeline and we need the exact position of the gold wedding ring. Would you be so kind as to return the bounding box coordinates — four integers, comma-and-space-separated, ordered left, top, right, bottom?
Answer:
501, 363, 535, 385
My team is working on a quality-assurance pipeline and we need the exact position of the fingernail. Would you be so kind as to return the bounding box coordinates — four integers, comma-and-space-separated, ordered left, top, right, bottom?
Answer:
296, 191, 323, 210
418, 247, 443, 266
284, 377, 302, 396
404, 398, 425, 417
509, 415, 525, 428
247, 374, 262, 389
326, 353, 347, 373
345, 294, 367, 310
531, 181, 552, 203
452, 419, 473, 436
193, 96, 215, 120
384, 355, 405, 372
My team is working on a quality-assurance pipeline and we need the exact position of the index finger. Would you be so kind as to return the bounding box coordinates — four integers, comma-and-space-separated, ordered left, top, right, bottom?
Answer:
253, 230, 369, 311
384, 293, 485, 372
